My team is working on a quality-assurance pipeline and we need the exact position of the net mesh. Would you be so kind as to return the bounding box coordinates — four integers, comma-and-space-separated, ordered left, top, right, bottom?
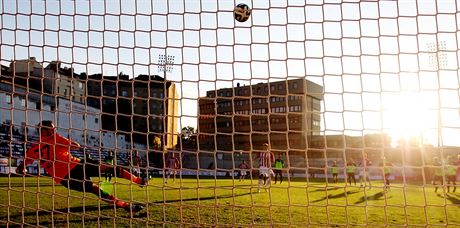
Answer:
1, 0, 460, 227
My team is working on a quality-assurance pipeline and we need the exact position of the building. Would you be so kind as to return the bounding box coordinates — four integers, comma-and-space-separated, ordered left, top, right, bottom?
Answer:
0, 81, 100, 157
44, 61, 86, 103
198, 78, 323, 151
7, 57, 48, 93
7, 58, 86, 103
2, 58, 179, 156
85, 73, 179, 149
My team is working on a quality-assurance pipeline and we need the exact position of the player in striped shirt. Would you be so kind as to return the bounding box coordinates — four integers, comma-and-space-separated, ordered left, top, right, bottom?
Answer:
254, 143, 275, 192
16, 121, 146, 213
165, 152, 180, 184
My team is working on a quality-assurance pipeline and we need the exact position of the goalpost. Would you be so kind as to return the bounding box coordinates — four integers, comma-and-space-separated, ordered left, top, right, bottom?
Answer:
1, 0, 460, 227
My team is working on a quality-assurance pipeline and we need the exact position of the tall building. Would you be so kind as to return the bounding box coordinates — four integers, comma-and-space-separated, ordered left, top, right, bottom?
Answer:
85, 73, 179, 149
198, 78, 323, 151
3, 58, 179, 151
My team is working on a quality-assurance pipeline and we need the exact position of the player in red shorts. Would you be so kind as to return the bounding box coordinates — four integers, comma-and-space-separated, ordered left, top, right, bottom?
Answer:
16, 121, 146, 213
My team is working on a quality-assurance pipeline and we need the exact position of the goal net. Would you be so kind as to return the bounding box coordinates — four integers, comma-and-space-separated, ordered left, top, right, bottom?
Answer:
1, 0, 460, 227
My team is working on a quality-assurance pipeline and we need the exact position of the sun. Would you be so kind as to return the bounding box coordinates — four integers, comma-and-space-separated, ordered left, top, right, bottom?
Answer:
382, 92, 437, 147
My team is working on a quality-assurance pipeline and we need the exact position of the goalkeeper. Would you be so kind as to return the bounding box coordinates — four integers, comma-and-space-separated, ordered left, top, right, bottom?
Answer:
16, 121, 146, 213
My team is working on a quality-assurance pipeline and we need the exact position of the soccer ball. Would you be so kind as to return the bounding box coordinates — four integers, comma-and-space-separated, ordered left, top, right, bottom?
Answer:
234, 3, 251, 23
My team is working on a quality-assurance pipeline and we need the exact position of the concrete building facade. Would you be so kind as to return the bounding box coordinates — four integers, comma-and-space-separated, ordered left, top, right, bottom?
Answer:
198, 78, 323, 151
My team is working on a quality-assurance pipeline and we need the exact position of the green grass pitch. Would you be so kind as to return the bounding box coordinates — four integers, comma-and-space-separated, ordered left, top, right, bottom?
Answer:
0, 176, 459, 227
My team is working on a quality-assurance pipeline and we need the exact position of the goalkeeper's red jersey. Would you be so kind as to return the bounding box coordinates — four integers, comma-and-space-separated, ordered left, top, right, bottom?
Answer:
24, 133, 81, 183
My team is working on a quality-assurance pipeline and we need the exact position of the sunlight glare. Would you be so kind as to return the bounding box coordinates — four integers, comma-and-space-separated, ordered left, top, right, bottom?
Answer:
383, 92, 437, 146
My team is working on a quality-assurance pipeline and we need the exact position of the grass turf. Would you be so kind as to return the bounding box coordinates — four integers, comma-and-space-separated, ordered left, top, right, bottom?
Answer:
0, 176, 459, 227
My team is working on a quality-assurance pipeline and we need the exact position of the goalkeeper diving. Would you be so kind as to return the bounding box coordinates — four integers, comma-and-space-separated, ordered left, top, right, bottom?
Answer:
16, 121, 147, 213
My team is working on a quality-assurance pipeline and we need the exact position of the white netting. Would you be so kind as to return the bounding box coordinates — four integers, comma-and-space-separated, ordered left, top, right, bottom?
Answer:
1, 0, 460, 227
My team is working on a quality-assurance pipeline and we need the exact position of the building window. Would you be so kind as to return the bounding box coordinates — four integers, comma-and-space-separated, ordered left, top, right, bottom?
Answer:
20, 98, 26, 107
35, 101, 41, 110
78, 82, 83, 89
270, 85, 275, 91
293, 82, 298, 89
95, 118, 99, 123
122, 91, 128, 97
6, 94, 11, 104
278, 84, 283, 90
313, 120, 320, 127
290, 118, 299, 124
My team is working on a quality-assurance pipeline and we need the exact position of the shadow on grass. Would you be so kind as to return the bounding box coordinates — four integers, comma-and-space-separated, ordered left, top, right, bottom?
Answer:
151, 190, 256, 204
310, 190, 360, 203
309, 186, 343, 192
6, 205, 117, 226
437, 193, 460, 206
355, 191, 392, 204
0, 182, 56, 188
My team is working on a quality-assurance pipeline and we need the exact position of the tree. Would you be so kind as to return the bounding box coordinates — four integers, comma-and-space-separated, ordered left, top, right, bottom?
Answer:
181, 126, 197, 150
181, 126, 195, 142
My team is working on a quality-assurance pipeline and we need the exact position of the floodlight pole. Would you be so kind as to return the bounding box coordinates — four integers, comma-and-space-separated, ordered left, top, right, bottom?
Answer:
427, 41, 447, 151
158, 54, 175, 151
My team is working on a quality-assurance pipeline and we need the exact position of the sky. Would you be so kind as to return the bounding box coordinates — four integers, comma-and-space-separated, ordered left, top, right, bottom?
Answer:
1, 0, 460, 147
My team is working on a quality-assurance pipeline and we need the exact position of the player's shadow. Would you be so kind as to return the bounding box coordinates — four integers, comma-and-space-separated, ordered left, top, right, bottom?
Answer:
355, 191, 391, 204
310, 190, 359, 203
437, 193, 460, 206
0, 182, 56, 187
153, 191, 255, 204
309, 186, 343, 192
6, 205, 115, 225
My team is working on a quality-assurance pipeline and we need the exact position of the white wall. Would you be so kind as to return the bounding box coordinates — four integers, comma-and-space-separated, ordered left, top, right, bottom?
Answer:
1, 85, 148, 158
